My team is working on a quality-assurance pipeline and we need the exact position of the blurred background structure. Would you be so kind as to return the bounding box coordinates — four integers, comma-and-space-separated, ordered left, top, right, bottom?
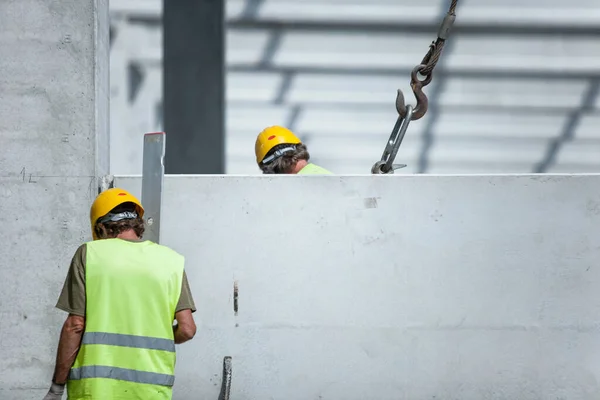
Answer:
108, 0, 600, 175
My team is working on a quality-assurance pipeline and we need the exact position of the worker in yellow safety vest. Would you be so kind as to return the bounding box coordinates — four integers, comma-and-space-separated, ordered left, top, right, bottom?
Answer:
43, 188, 197, 400
255, 125, 332, 174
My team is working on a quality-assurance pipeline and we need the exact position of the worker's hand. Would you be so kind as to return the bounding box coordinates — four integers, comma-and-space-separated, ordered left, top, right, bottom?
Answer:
42, 382, 65, 400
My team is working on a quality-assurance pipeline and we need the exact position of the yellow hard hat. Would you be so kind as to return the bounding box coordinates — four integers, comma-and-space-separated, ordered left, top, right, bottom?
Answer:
89, 188, 144, 240
255, 125, 301, 164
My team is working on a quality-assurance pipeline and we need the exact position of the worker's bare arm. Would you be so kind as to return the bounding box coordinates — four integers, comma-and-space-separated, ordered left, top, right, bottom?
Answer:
52, 314, 85, 384
173, 309, 196, 344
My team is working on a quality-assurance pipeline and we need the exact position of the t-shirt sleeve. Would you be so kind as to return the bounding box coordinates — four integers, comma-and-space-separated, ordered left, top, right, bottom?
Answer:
55, 244, 87, 317
175, 270, 197, 313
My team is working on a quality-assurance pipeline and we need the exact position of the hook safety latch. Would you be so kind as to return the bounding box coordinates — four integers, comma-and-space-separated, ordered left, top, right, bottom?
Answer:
371, 105, 414, 174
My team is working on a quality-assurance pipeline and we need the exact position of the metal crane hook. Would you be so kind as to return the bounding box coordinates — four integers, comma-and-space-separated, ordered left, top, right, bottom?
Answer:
370, 1, 458, 174
396, 64, 432, 121
371, 65, 433, 174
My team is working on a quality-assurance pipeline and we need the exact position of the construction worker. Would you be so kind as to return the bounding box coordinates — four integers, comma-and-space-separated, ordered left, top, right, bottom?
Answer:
255, 125, 332, 174
43, 188, 196, 400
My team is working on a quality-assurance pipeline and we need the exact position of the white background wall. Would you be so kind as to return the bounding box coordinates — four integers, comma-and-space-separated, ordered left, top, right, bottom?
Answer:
118, 174, 600, 399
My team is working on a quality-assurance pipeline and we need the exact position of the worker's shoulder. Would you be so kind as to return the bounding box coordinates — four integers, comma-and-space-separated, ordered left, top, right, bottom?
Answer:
147, 241, 185, 259
299, 163, 332, 175
73, 242, 88, 257
76, 242, 89, 251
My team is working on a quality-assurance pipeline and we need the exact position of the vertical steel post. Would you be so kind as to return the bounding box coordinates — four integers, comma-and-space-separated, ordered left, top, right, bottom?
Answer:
141, 132, 165, 243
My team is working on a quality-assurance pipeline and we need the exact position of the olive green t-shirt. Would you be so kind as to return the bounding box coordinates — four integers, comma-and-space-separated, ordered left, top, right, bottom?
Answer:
56, 240, 196, 317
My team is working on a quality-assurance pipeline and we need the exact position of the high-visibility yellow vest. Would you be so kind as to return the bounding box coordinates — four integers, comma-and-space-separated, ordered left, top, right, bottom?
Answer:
67, 238, 184, 400
297, 163, 332, 175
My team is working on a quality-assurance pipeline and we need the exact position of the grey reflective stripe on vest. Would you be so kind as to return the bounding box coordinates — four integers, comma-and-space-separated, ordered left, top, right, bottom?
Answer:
82, 332, 175, 352
69, 365, 175, 386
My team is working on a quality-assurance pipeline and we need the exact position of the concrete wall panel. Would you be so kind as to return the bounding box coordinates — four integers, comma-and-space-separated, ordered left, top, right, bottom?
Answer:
0, 179, 97, 399
0, 0, 109, 178
0, 0, 108, 398
115, 174, 600, 399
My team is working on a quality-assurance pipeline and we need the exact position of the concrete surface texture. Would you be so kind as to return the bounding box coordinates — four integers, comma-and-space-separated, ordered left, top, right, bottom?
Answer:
0, 0, 109, 399
116, 174, 600, 400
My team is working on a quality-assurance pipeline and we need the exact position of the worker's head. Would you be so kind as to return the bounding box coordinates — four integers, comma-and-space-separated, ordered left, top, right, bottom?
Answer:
90, 188, 145, 240
255, 125, 310, 174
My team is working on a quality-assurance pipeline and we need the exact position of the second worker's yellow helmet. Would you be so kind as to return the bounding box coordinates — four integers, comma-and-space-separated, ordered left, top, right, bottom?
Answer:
255, 125, 301, 164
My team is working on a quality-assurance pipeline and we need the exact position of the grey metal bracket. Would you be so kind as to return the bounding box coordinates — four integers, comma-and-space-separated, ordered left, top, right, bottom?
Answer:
141, 132, 165, 244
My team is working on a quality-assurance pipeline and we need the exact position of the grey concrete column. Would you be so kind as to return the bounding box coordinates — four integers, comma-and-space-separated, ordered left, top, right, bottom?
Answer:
163, 0, 225, 174
0, 0, 109, 397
